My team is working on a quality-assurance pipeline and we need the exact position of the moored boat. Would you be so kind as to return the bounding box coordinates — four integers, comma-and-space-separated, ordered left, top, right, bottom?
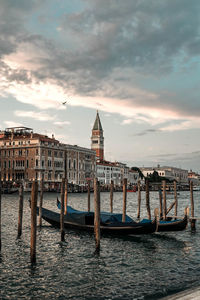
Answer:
127, 186, 137, 192
157, 208, 189, 232
38, 200, 157, 235
158, 215, 188, 232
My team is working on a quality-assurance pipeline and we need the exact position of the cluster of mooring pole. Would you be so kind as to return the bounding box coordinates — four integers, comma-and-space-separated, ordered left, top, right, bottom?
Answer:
0, 176, 198, 262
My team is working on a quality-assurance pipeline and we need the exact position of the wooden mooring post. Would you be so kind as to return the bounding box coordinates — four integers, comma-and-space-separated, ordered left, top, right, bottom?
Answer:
146, 179, 151, 220
39, 179, 44, 227
190, 181, 196, 230
94, 178, 100, 253
17, 184, 24, 238
159, 186, 163, 219
122, 178, 127, 222
110, 180, 114, 213
137, 180, 141, 219
87, 180, 90, 212
60, 178, 65, 241
174, 180, 178, 220
0, 182, 1, 252
162, 180, 167, 220
64, 178, 68, 215
30, 181, 38, 264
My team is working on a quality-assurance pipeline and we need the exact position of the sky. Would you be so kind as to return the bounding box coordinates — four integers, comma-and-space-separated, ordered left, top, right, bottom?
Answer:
0, 0, 200, 172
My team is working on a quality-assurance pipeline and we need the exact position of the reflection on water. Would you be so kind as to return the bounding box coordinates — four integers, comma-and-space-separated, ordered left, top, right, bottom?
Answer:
1, 191, 200, 299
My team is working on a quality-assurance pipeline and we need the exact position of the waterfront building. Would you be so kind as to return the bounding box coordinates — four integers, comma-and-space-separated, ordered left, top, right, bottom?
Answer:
0, 127, 65, 190
128, 169, 140, 186
140, 165, 188, 185
91, 111, 104, 161
63, 144, 96, 186
0, 127, 96, 189
114, 161, 129, 183
96, 160, 121, 185
188, 170, 200, 186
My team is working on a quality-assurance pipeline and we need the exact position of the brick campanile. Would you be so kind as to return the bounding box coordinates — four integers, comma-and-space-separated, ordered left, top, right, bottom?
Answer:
91, 111, 104, 160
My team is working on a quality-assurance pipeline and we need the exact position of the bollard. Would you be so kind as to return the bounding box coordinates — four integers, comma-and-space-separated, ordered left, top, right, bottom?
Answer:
17, 184, 24, 238
94, 178, 100, 253
39, 179, 44, 227
137, 180, 141, 219
122, 178, 127, 222
60, 178, 65, 241
64, 178, 68, 215
146, 179, 151, 220
110, 180, 114, 213
30, 181, 38, 264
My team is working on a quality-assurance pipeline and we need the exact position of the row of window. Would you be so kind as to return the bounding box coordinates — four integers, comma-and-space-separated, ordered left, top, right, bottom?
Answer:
2, 149, 29, 157
2, 160, 28, 169
1, 149, 64, 158
4, 141, 30, 146
35, 159, 64, 168
2, 172, 64, 181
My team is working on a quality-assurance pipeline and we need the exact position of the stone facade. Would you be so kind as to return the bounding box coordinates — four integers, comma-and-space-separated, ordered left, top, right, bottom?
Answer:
96, 161, 121, 185
64, 144, 96, 186
140, 165, 188, 185
0, 127, 96, 189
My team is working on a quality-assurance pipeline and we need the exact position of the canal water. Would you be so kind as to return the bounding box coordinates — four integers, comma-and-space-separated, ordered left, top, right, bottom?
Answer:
1, 191, 200, 299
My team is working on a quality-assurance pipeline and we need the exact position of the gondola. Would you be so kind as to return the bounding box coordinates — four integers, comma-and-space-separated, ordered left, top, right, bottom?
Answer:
37, 200, 157, 235
157, 207, 189, 232
157, 215, 188, 232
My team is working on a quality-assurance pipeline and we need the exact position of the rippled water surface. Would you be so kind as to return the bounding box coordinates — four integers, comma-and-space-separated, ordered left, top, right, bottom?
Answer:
1, 191, 200, 299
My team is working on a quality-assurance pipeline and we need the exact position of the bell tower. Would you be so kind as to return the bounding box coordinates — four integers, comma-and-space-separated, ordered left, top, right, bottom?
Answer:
91, 111, 104, 161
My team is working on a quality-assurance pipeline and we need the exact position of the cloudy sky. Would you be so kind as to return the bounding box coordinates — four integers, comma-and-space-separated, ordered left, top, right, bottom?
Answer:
0, 0, 200, 171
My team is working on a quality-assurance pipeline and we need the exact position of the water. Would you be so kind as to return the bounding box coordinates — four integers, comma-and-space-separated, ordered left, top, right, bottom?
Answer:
1, 191, 200, 299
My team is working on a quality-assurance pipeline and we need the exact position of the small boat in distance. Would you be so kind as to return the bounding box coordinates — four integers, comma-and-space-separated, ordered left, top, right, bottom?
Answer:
193, 186, 200, 191
127, 186, 137, 192
37, 199, 157, 235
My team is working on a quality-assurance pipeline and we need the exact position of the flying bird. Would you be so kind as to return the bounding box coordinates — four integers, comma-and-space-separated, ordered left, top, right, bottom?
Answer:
62, 101, 67, 105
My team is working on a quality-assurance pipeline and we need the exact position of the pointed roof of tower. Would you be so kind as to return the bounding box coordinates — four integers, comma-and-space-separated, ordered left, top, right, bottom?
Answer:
92, 111, 103, 131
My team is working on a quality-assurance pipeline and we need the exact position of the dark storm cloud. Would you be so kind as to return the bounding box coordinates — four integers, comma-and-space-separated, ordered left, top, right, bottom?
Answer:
60, 0, 200, 74
0, 0, 44, 56
1, 0, 200, 118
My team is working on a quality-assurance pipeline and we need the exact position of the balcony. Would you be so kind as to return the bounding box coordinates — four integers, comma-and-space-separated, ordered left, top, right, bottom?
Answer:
14, 166, 25, 170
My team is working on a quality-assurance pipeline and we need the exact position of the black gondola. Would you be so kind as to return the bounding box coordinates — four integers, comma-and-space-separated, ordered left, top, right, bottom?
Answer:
38, 201, 157, 235
157, 214, 188, 232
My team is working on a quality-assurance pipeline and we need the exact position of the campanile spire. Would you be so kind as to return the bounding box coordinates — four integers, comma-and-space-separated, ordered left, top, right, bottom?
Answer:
91, 111, 104, 160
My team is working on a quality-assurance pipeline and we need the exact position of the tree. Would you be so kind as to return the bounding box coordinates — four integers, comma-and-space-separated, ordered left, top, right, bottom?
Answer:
131, 167, 144, 179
